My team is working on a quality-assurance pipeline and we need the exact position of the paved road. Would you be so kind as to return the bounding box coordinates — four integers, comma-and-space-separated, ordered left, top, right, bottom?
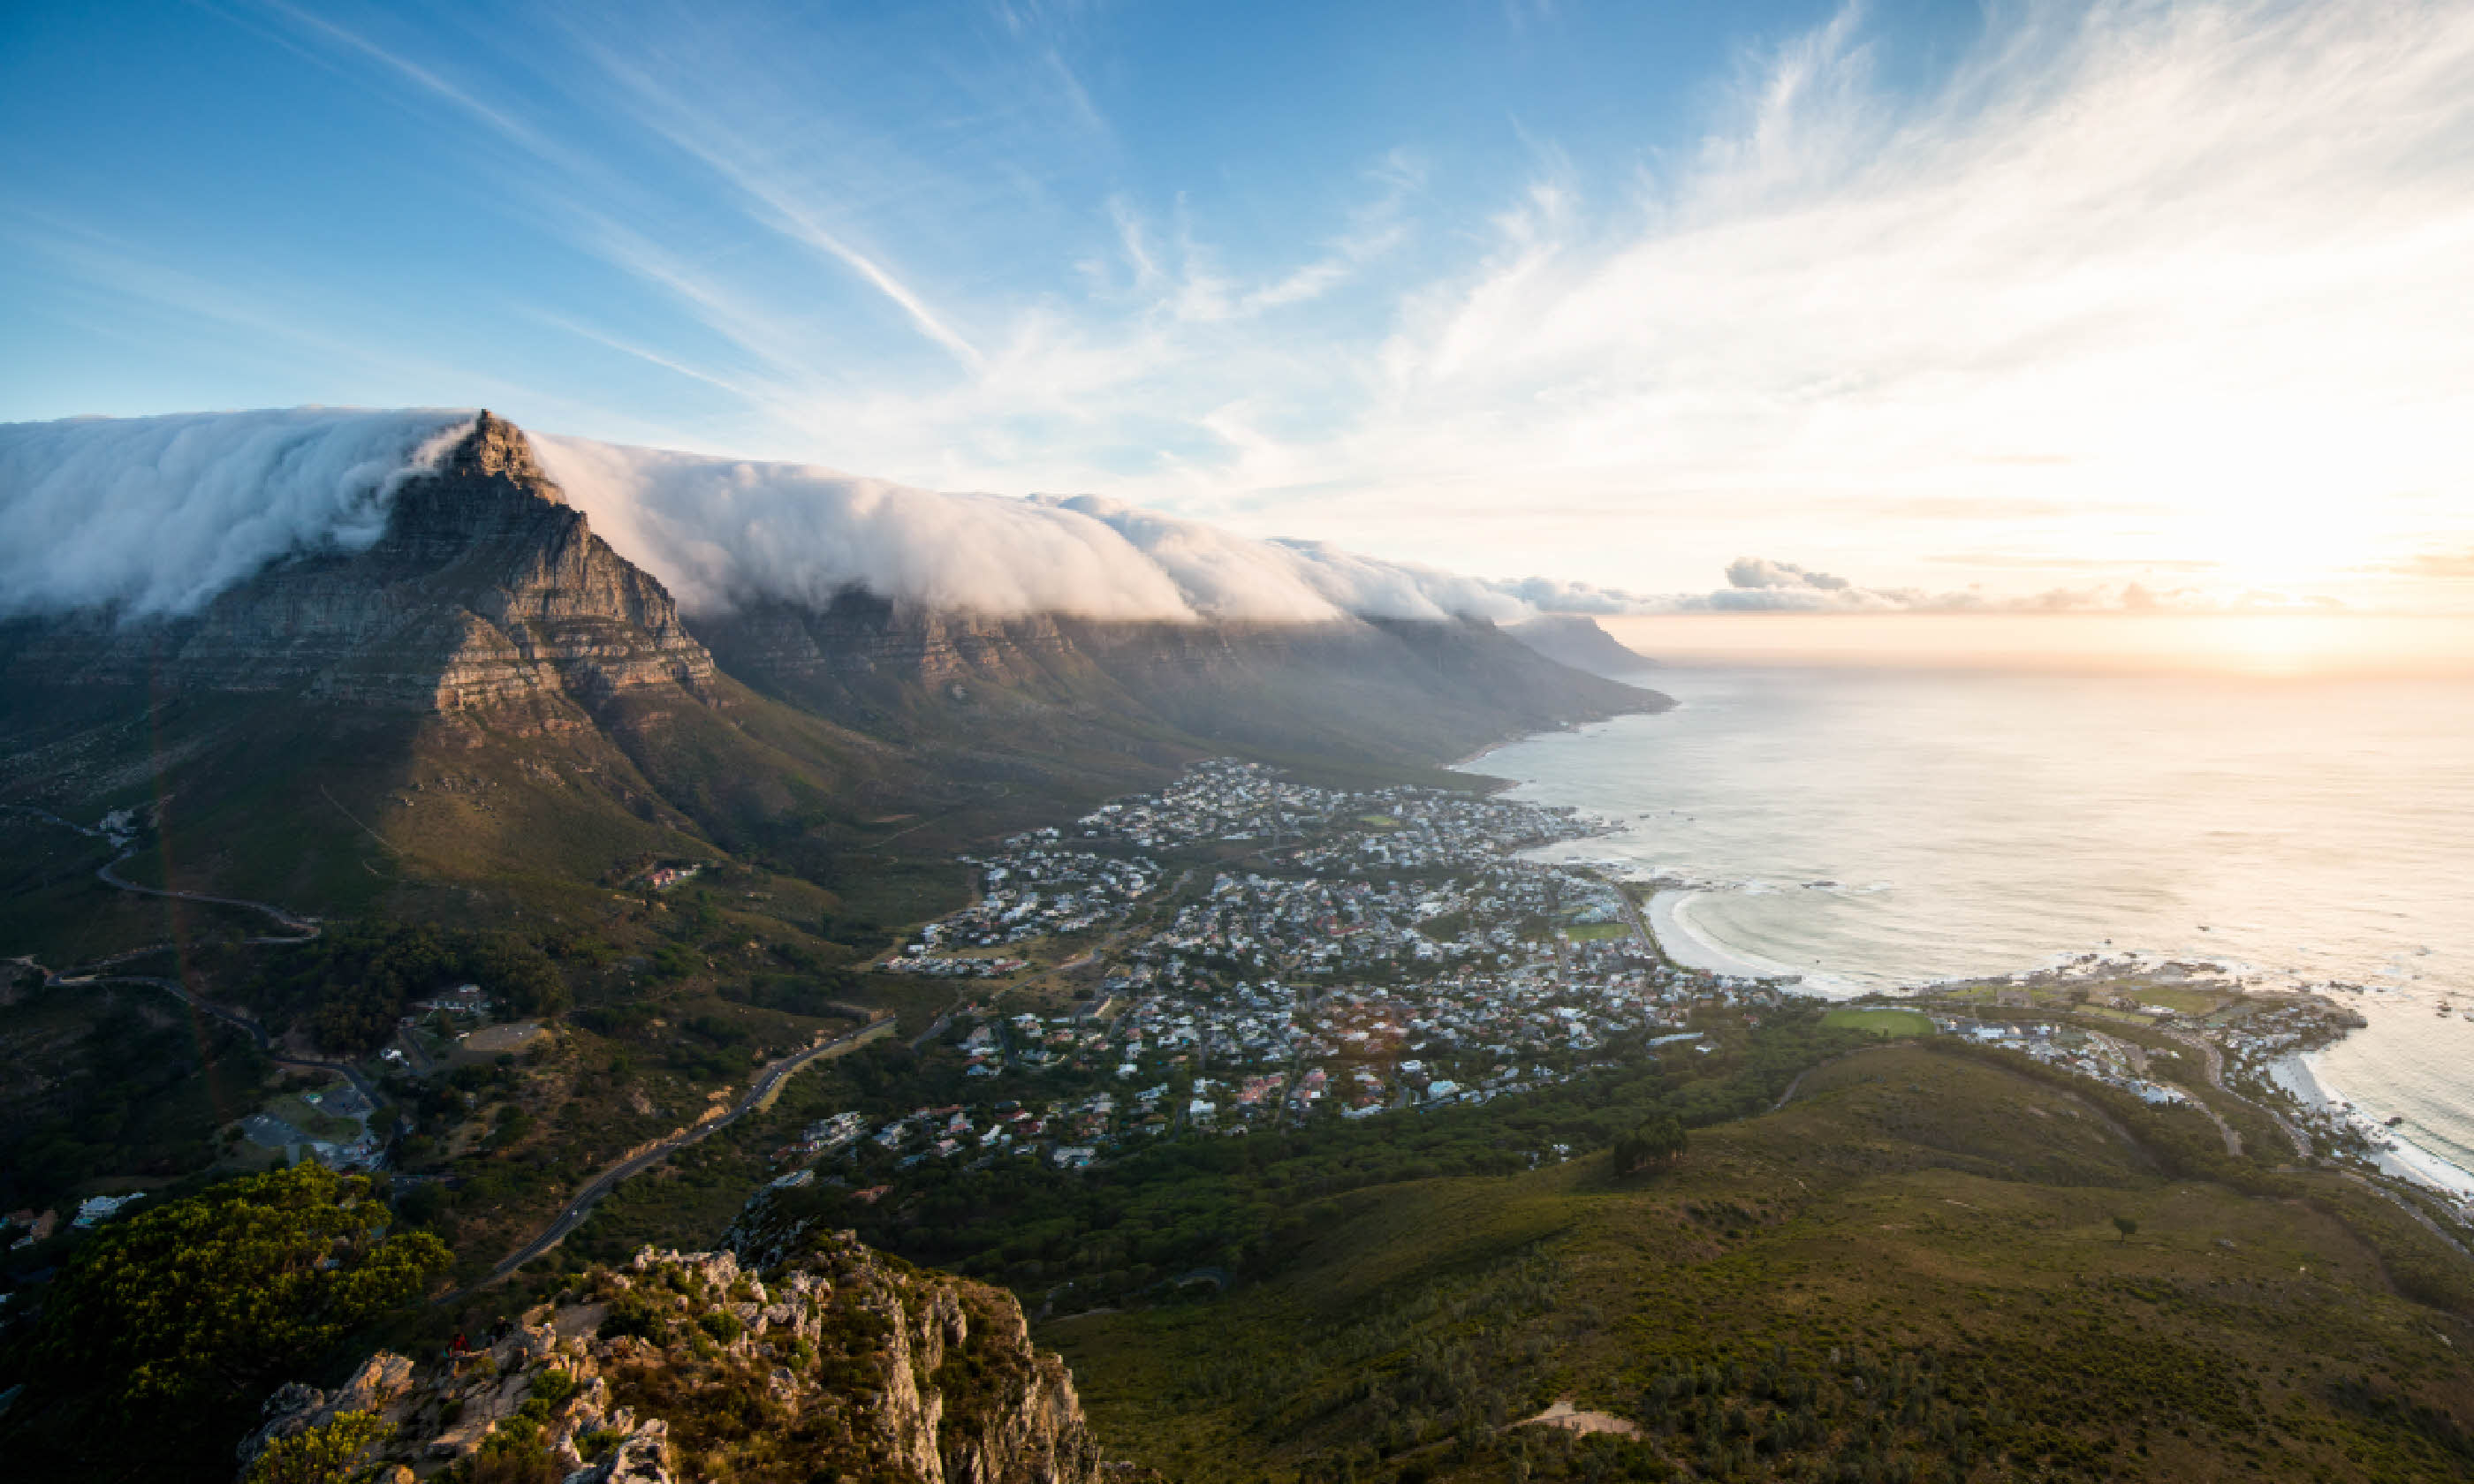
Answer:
1613, 882, 1684, 973
10, 809, 363, 1092
33, 962, 379, 1108
95, 854, 320, 943
448, 1017, 895, 1298
2162, 1027, 2310, 1158
8, 806, 321, 943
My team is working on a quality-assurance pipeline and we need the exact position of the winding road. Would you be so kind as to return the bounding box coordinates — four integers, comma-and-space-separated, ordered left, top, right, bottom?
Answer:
2162, 1026, 2309, 1159
8, 811, 368, 1098
448, 1015, 895, 1298
94, 855, 320, 943
2154, 1026, 2474, 1266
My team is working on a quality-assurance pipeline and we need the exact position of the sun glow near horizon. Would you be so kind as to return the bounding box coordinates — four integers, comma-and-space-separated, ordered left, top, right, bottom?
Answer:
1601, 612, 2474, 679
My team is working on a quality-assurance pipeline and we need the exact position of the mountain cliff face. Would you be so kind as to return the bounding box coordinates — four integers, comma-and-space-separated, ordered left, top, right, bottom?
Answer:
243, 1234, 1142, 1484
0, 413, 717, 723
1, 410, 1654, 766
692, 589, 1669, 780
1502, 615, 1658, 680
0, 410, 1663, 916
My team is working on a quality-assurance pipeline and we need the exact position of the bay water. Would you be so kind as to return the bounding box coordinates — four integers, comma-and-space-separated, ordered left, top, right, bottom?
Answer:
1482, 663, 2474, 1194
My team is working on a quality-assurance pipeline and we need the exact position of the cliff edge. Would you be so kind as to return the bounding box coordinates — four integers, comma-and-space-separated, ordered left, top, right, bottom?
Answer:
242, 1232, 1150, 1483
0, 412, 717, 722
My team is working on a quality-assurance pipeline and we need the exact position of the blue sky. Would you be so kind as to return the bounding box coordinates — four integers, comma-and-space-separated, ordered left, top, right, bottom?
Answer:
4, 0, 2472, 607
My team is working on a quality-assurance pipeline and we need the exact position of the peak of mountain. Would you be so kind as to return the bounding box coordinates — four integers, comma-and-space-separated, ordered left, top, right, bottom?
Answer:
0, 413, 713, 720
442, 409, 562, 496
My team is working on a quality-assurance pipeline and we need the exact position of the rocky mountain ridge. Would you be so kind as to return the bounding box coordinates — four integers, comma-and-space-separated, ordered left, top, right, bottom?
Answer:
0, 410, 1663, 920
696, 588, 1667, 779
0, 413, 717, 725
3, 410, 1656, 766
244, 1231, 1142, 1484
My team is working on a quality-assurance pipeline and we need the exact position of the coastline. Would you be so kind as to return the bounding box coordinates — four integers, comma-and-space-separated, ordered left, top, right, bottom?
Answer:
1452, 695, 1680, 773
2273, 1050, 2474, 1204
1645, 866, 2474, 1208
1647, 888, 1810, 983
1481, 695, 2474, 1215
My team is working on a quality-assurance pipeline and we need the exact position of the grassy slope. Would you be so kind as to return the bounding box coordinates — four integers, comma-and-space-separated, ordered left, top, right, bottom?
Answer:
0, 678, 975, 950
1051, 1042, 2474, 1483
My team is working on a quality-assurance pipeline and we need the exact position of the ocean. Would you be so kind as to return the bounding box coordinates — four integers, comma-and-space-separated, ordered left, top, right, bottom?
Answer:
1480, 662, 2474, 1197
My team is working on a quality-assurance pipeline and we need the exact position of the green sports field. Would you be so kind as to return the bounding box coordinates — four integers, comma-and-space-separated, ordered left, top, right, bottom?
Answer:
1819, 1005, 1936, 1037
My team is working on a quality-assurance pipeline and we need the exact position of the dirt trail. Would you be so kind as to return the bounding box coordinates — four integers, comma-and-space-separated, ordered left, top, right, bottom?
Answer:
1515, 1400, 1640, 1438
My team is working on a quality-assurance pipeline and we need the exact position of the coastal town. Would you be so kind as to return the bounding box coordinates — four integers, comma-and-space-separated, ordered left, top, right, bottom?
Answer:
775, 759, 1780, 1173
741, 761, 2473, 1236
22, 757, 2463, 1258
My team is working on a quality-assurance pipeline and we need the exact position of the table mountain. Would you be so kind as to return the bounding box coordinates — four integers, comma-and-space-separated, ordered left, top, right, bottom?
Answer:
0, 412, 716, 727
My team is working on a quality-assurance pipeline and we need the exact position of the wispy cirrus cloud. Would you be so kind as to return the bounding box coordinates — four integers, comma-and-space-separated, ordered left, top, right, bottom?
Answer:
21, 0, 2474, 612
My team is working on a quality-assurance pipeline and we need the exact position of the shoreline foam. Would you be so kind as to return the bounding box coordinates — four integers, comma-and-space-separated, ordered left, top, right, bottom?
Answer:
1649, 888, 1810, 985
2276, 1051, 2474, 1203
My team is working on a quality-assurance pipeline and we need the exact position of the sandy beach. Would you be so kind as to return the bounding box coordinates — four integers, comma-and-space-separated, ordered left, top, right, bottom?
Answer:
2273, 1052, 2474, 1202
1648, 888, 1805, 982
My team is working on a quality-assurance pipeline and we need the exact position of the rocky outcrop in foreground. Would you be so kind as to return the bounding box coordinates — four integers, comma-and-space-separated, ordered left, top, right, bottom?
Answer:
244, 1231, 1150, 1483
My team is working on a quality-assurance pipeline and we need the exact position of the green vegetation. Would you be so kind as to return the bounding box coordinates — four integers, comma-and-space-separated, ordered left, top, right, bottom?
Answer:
0, 965, 275, 1215
1819, 1006, 1935, 1038
1049, 1041, 2474, 1483
458, 1392, 567, 1483
242, 1409, 387, 1484
216, 920, 569, 1056
2127, 986, 2223, 1015
763, 1011, 1862, 1302
0, 1163, 448, 1474
1610, 1113, 1688, 1174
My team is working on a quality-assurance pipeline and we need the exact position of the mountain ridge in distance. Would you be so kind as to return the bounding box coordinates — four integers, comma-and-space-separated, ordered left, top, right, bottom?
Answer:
1505, 613, 1660, 678
0, 410, 1666, 934
2, 413, 2471, 1484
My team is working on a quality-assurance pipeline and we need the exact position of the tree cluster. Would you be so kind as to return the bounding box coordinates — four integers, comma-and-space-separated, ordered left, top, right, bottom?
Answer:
0, 1162, 449, 1473
232, 922, 570, 1055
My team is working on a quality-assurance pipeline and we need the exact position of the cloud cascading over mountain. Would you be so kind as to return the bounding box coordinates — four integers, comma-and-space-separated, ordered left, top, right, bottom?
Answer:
526, 431, 1583, 624
0, 408, 1628, 627
0, 409, 475, 620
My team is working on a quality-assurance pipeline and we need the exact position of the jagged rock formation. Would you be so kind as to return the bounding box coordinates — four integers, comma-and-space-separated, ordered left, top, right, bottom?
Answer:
247, 1235, 1147, 1484
0, 413, 717, 722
